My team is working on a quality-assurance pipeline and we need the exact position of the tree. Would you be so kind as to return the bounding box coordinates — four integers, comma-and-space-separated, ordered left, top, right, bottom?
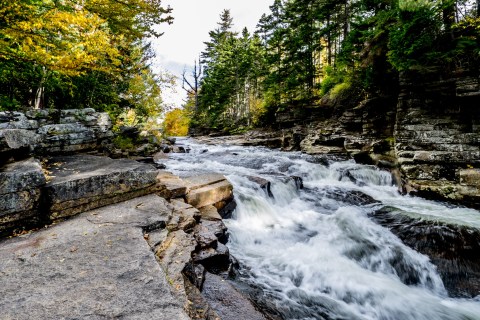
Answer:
163, 108, 190, 136
0, 0, 173, 123
182, 59, 202, 112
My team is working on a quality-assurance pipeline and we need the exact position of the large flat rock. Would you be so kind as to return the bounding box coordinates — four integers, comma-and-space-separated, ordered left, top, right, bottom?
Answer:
45, 155, 161, 219
0, 194, 189, 320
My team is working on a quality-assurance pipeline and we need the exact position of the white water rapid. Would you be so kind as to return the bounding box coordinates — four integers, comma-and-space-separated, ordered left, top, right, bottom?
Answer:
164, 138, 480, 320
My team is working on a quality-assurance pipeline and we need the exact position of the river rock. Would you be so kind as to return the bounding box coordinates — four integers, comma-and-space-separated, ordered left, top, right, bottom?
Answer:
44, 155, 161, 220
157, 171, 188, 199
202, 273, 267, 320
199, 205, 223, 221
370, 206, 480, 298
0, 194, 189, 320
0, 158, 46, 236
247, 176, 273, 197
184, 174, 234, 209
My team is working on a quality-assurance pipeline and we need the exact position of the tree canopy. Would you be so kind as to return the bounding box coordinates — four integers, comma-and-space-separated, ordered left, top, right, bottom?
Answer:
191, 0, 480, 132
0, 0, 173, 127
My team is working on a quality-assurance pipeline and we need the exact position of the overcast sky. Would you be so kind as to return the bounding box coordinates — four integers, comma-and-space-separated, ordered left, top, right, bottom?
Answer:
152, 0, 272, 109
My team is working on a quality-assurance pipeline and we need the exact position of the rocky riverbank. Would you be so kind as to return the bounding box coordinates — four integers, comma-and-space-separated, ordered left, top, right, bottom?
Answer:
0, 109, 266, 319
194, 70, 480, 210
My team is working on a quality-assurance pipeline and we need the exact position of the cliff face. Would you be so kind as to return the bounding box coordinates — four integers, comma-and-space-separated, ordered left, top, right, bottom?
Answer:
277, 71, 480, 208
395, 71, 480, 207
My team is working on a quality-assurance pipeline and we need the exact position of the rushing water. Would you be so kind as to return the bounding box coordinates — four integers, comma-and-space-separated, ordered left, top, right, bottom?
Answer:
164, 138, 480, 320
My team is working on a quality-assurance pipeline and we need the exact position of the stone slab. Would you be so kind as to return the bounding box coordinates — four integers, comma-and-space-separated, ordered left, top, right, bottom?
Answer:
0, 194, 189, 320
0, 158, 46, 235
199, 205, 223, 221
44, 155, 160, 220
157, 171, 188, 199
186, 179, 233, 209
183, 173, 228, 191
460, 169, 480, 187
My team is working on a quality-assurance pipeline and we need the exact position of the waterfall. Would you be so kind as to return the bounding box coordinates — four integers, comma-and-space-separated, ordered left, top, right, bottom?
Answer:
164, 138, 480, 320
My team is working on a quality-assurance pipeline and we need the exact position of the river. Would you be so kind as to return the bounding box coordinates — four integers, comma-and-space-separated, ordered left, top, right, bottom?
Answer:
164, 138, 480, 320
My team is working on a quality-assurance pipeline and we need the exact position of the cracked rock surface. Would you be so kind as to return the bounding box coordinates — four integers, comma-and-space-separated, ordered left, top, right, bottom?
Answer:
0, 194, 189, 320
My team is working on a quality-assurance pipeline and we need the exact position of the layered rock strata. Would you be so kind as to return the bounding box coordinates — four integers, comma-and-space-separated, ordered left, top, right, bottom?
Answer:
0, 109, 112, 161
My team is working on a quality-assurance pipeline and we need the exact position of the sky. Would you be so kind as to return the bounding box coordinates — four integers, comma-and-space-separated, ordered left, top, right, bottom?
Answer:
152, 0, 272, 109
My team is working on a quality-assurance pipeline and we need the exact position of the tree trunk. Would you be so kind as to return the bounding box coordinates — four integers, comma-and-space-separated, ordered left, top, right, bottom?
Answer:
443, 0, 455, 38
34, 67, 47, 110
327, 16, 332, 66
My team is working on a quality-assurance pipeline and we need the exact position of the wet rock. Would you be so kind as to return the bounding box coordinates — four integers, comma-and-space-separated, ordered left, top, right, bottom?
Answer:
161, 145, 172, 153
247, 176, 273, 197
165, 137, 176, 144
291, 176, 304, 190
217, 199, 237, 219
44, 155, 161, 220
306, 186, 380, 207
370, 206, 480, 298
172, 146, 186, 153
202, 273, 267, 320
193, 242, 230, 272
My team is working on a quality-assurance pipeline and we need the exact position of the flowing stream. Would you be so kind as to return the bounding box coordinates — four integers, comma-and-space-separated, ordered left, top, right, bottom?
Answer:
164, 138, 480, 320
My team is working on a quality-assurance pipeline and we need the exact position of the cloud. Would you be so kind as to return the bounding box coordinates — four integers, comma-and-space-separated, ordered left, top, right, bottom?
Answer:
153, 0, 272, 108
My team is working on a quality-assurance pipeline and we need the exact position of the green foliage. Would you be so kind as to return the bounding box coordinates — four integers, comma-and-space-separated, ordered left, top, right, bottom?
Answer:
194, 0, 478, 132
112, 135, 135, 150
388, 6, 442, 71
0, 0, 173, 129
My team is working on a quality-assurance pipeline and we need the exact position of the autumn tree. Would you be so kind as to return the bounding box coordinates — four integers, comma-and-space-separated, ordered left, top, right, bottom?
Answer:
0, 0, 173, 125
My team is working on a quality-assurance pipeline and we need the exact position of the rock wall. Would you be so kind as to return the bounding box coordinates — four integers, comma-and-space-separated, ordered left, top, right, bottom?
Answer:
0, 108, 112, 162
395, 71, 480, 207
246, 71, 480, 208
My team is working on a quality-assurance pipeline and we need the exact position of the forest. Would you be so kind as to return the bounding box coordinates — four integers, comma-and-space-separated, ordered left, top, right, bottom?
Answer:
1, 0, 479, 136
0, 0, 173, 129
188, 0, 480, 133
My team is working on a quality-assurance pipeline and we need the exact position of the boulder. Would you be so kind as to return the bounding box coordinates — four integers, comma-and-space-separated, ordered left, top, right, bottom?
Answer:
198, 205, 223, 221
201, 273, 267, 320
0, 158, 46, 236
0, 129, 40, 162
184, 174, 234, 209
0, 129, 40, 151
44, 155, 161, 220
